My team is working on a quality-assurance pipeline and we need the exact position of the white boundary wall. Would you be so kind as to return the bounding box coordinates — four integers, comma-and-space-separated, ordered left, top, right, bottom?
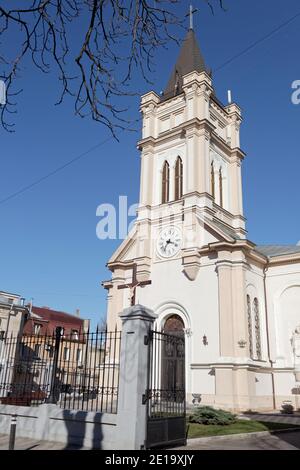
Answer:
0, 404, 117, 449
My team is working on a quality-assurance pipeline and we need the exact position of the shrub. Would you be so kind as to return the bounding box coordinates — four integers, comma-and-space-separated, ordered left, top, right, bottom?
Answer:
280, 403, 294, 414
189, 406, 237, 425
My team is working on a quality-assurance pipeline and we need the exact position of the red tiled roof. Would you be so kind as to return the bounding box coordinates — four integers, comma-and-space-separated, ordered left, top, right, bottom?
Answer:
32, 306, 84, 325
23, 305, 88, 336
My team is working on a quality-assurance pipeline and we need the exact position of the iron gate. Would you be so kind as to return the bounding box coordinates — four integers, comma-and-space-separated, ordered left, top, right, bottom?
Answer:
144, 329, 186, 449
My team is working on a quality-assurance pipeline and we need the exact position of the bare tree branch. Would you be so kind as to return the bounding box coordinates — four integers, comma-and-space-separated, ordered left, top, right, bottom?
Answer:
0, 1, 224, 135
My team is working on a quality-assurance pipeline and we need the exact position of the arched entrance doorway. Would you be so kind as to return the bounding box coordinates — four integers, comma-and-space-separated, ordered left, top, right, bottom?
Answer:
162, 315, 185, 392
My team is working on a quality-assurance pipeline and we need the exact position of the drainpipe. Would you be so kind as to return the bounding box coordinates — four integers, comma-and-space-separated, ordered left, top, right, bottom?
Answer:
263, 266, 276, 410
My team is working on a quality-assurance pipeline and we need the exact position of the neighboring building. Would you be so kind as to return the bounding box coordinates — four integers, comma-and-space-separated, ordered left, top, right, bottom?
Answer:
23, 305, 90, 337
0, 291, 29, 401
103, 27, 300, 411
0, 305, 93, 404
22, 306, 91, 391
0, 291, 28, 339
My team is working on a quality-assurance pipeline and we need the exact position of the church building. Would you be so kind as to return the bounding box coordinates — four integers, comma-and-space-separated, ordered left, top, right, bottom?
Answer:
103, 27, 300, 411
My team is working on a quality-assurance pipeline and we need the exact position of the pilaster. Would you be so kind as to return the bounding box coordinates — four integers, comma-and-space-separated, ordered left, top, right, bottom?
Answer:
216, 250, 248, 358
225, 103, 242, 149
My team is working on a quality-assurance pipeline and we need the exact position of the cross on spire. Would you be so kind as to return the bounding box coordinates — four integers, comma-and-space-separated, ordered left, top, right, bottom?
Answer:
186, 4, 198, 30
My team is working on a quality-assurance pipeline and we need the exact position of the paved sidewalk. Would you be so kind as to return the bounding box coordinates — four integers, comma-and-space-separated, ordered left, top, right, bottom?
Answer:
1, 427, 300, 451
175, 430, 300, 450
242, 412, 300, 426
0, 434, 89, 450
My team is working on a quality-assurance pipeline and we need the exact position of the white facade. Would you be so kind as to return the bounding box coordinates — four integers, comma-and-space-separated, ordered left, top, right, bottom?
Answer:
103, 30, 300, 411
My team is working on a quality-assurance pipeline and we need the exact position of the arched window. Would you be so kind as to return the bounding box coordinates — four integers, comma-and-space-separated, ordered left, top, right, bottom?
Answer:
219, 168, 223, 207
211, 162, 215, 200
161, 161, 170, 204
253, 298, 262, 360
163, 314, 184, 336
175, 157, 183, 200
247, 295, 253, 358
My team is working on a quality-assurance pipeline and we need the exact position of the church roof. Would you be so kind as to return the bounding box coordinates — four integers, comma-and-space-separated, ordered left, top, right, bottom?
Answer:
161, 28, 208, 101
255, 245, 300, 258
211, 219, 241, 241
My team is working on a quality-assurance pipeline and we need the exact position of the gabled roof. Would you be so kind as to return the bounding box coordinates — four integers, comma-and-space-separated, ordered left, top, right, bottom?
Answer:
162, 29, 208, 100
31, 306, 84, 325
23, 306, 88, 336
255, 245, 300, 258
211, 219, 241, 241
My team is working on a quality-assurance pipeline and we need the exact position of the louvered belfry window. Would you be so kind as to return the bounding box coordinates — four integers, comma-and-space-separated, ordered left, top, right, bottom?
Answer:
162, 161, 170, 203
211, 162, 215, 200
175, 157, 183, 200
219, 168, 223, 207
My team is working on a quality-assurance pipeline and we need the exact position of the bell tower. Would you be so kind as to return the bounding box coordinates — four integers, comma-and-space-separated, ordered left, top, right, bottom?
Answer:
104, 25, 247, 334
138, 27, 246, 239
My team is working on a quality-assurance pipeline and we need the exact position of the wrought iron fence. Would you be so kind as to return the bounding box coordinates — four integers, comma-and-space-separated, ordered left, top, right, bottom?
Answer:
0, 328, 121, 413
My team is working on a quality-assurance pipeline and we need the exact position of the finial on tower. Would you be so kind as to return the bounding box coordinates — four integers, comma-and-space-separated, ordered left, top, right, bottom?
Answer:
186, 4, 198, 30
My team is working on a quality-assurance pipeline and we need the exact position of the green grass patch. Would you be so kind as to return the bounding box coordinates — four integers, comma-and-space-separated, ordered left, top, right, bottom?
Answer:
187, 419, 300, 439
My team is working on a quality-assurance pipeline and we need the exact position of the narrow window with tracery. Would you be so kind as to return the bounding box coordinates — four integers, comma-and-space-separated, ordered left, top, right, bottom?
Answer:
253, 298, 262, 360
211, 162, 215, 200
162, 161, 170, 203
247, 295, 253, 358
219, 168, 223, 207
175, 157, 183, 200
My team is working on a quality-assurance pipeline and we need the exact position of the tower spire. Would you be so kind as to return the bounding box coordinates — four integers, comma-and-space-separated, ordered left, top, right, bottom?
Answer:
162, 26, 207, 99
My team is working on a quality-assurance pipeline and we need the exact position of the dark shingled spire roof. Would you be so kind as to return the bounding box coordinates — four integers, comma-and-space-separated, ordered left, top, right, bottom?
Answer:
162, 28, 208, 101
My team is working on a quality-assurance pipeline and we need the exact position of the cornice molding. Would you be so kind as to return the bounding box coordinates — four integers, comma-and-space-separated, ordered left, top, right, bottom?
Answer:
246, 249, 268, 266
199, 239, 256, 259
107, 256, 152, 272
268, 252, 300, 266
101, 280, 113, 290
137, 117, 216, 149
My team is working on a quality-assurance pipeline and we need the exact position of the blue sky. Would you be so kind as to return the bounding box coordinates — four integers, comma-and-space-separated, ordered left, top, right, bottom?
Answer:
1, 0, 300, 329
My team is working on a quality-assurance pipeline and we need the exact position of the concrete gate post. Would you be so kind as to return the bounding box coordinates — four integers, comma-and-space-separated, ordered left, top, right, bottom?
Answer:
116, 304, 157, 450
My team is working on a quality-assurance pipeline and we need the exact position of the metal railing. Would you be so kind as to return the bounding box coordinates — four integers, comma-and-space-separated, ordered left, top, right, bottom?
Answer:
0, 328, 121, 414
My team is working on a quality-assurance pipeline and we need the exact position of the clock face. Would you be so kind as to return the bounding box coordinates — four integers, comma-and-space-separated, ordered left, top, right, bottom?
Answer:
157, 226, 182, 258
